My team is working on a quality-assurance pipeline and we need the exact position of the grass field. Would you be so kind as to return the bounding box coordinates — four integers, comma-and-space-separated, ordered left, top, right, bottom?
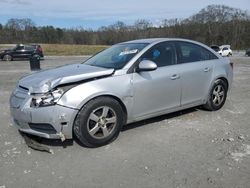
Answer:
0, 44, 108, 56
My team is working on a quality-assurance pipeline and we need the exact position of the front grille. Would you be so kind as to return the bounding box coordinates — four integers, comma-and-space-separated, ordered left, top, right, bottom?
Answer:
28, 123, 57, 134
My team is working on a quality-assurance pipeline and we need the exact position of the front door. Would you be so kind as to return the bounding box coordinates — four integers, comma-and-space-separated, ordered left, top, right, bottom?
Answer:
132, 42, 181, 119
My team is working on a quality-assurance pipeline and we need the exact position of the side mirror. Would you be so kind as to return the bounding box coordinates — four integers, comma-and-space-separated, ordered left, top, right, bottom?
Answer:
137, 60, 157, 72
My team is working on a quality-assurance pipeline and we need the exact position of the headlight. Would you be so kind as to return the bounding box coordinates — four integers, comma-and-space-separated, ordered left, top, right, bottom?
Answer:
30, 88, 64, 108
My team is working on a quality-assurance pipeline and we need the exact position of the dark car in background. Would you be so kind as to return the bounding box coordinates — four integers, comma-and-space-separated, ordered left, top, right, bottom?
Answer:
246, 48, 250, 56
210, 45, 220, 52
0, 44, 44, 61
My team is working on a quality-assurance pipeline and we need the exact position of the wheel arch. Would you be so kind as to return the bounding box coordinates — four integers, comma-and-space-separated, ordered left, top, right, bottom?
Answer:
77, 94, 128, 125
203, 76, 229, 111
3, 54, 13, 60
205, 76, 229, 103
216, 77, 229, 90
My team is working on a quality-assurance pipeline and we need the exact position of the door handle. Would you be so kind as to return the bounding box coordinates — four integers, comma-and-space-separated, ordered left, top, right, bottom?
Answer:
204, 67, 210, 72
170, 74, 180, 80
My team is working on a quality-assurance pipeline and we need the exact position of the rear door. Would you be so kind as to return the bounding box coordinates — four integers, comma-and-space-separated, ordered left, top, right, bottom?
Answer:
175, 41, 218, 106
132, 42, 181, 118
24, 45, 35, 58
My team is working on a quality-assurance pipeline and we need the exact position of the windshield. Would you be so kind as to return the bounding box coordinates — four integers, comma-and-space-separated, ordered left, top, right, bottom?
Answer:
84, 43, 149, 69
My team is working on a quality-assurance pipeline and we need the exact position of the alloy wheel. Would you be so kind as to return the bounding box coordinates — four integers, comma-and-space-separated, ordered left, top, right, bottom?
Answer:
212, 85, 225, 106
87, 106, 117, 139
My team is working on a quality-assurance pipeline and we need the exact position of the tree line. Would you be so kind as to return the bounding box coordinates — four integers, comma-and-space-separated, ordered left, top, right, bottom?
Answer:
0, 4, 249, 49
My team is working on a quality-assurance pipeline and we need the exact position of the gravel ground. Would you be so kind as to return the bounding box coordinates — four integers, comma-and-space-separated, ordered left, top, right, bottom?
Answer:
0, 55, 250, 188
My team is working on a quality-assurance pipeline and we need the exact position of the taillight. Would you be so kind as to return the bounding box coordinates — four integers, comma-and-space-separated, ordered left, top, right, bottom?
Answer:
230, 61, 234, 69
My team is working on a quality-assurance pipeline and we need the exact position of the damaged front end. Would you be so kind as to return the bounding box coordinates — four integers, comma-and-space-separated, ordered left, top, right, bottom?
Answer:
9, 64, 115, 141
30, 87, 64, 108
9, 82, 79, 142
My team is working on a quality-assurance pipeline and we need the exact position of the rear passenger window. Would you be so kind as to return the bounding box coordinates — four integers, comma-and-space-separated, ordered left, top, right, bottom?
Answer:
25, 45, 35, 50
16, 46, 24, 51
141, 42, 176, 67
176, 41, 218, 64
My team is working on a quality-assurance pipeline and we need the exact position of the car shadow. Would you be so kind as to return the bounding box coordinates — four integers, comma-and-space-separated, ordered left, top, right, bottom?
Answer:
20, 107, 199, 151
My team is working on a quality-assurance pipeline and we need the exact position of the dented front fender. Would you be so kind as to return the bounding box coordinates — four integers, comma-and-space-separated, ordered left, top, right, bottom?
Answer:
57, 74, 134, 122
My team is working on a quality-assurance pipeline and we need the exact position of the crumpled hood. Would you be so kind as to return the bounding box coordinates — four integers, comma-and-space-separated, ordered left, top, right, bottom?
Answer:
18, 64, 114, 93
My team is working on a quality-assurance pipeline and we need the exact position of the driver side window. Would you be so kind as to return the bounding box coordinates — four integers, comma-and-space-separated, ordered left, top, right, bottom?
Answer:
140, 42, 176, 67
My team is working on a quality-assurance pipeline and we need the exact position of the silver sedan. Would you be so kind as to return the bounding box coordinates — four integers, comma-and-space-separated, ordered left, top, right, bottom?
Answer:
9, 38, 233, 147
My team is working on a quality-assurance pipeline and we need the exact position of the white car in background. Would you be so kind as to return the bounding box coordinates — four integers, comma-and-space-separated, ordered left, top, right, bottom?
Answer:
218, 45, 232, 57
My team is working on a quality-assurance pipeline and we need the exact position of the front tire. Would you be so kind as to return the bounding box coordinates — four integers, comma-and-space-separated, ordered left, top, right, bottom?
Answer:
203, 79, 228, 111
74, 97, 124, 147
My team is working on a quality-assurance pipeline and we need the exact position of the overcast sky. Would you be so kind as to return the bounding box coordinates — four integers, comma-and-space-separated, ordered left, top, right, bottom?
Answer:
0, 0, 249, 29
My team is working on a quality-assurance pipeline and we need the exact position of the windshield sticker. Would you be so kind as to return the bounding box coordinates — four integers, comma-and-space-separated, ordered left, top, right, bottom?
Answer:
119, 49, 138, 56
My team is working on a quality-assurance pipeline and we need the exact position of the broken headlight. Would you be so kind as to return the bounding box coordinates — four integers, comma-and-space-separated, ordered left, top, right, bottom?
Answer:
30, 89, 64, 108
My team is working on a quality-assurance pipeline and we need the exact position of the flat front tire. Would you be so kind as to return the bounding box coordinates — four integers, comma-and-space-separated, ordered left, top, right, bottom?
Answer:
74, 97, 124, 147
203, 79, 228, 111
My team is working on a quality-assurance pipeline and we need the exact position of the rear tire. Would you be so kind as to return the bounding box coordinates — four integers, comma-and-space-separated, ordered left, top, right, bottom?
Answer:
73, 97, 124, 147
3, 54, 12, 61
203, 79, 227, 111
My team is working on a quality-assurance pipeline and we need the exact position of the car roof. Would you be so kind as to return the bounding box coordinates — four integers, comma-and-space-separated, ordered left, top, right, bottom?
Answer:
120, 38, 207, 45
220, 45, 231, 48
122, 38, 168, 44
16, 44, 40, 46
120, 38, 217, 53
121, 38, 222, 69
